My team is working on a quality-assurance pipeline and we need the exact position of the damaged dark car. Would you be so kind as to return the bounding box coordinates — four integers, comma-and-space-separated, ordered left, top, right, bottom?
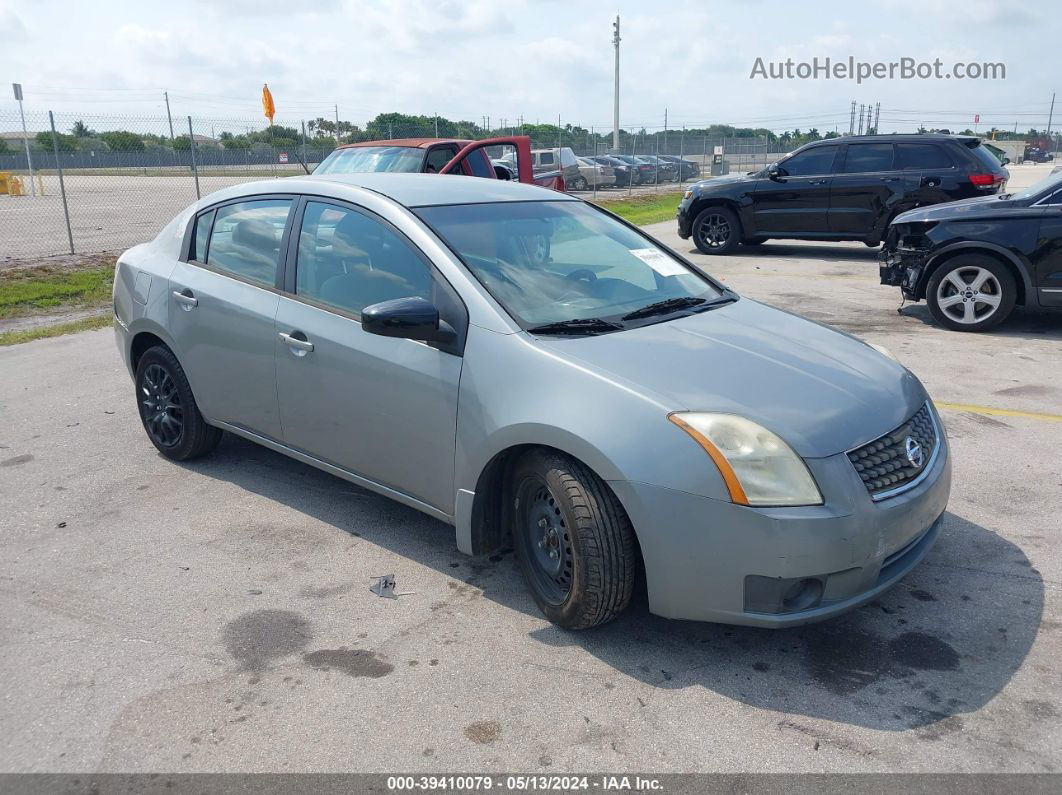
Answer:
880, 171, 1062, 331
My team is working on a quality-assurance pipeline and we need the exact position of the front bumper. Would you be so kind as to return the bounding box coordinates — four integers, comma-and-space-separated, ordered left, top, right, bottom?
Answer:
879, 245, 930, 299
609, 424, 951, 627
677, 206, 693, 239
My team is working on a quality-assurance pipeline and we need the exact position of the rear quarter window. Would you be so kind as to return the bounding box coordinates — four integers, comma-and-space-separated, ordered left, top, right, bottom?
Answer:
970, 144, 1006, 172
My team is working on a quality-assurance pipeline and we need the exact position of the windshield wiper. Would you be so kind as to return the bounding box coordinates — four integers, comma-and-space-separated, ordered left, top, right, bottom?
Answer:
621, 296, 707, 321
527, 317, 624, 336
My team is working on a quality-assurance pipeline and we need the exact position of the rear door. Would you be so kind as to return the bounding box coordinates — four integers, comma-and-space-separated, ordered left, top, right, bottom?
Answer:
168, 196, 294, 441
895, 141, 963, 213
828, 143, 914, 237
750, 144, 838, 234
273, 198, 465, 512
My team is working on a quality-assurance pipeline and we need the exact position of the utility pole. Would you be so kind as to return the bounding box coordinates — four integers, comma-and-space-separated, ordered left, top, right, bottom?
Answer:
858, 104, 865, 136
612, 15, 621, 152
334, 104, 340, 138
873, 102, 880, 134
434, 113, 439, 136
663, 108, 667, 154
1048, 92, 1056, 137
164, 91, 175, 143
13, 83, 36, 196
849, 100, 856, 135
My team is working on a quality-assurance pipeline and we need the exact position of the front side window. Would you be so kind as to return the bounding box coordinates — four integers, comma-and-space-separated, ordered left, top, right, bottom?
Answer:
781, 145, 838, 176
206, 199, 292, 287
295, 201, 433, 316
416, 201, 723, 329
313, 146, 425, 174
842, 144, 895, 173
424, 146, 457, 173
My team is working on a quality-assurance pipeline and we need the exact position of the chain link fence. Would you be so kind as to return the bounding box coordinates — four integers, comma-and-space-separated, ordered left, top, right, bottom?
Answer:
0, 110, 791, 260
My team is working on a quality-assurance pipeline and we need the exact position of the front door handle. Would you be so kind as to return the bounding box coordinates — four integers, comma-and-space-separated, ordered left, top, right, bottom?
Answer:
809, 179, 828, 185
278, 331, 314, 353
172, 289, 198, 309
881, 177, 901, 183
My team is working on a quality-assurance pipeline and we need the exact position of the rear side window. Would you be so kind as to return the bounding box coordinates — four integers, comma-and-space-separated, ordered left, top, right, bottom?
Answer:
206, 199, 292, 288
896, 144, 954, 170
780, 145, 837, 176
970, 143, 1006, 173
538, 151, 555, 166
842, 144, 895, 173
191, 209, 215, 262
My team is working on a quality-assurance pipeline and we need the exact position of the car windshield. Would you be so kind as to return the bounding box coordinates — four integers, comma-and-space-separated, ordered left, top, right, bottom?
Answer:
415, 201, 724, 330
314, 146, 424, 174
1009, 171, 1062, 201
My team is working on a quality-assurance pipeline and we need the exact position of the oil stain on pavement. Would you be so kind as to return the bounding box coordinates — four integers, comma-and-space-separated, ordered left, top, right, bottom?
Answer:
302, 648, 394, 678
222, 609, 313, 672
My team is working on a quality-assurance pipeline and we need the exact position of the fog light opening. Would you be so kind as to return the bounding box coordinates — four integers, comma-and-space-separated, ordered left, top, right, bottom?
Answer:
782, 578, 824, 612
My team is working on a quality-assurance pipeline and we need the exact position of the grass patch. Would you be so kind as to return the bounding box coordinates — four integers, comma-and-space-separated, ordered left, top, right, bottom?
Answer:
0, 312, 112, 346
0, 261, 115, 319
591, 191, 685, 226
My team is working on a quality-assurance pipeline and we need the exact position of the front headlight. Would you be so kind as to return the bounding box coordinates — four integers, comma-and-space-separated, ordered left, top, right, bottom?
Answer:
668, 413, 823, 507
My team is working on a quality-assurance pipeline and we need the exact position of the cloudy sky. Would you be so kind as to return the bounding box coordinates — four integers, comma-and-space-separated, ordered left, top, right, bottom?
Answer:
0, 0, 1057, 134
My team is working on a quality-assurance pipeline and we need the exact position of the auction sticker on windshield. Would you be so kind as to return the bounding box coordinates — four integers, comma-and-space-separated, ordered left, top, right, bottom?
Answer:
629, 248, 687, 276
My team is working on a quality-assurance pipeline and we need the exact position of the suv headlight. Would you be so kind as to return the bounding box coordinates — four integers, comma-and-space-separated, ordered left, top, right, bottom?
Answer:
669, 413, 823, 506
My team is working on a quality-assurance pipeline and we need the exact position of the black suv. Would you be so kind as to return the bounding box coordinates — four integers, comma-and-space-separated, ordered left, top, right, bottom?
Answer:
880, 170, 1062, 331
677, 134, 1009, 255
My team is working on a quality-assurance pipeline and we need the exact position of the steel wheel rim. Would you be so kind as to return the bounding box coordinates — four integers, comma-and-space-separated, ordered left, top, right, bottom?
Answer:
519, 479, 573, 605
140, 363, 184, 447
530, 234, 549, 264
936, 266, 1003, 325
698, 213, 731, 248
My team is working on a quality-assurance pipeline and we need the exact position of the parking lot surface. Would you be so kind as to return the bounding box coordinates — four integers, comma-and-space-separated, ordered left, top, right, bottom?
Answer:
2, 195, 1061, 774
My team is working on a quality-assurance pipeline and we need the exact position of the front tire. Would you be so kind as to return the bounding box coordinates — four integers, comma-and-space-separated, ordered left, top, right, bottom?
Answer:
511, 450, 636, 630
569, 176, 588, 191
135, 346, 223, 460
692, 206, 741, 255
926, 256, 1016, 332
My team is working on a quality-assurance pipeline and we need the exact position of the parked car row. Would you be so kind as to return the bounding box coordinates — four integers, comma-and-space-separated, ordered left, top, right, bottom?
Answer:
673, 132, 1061, 333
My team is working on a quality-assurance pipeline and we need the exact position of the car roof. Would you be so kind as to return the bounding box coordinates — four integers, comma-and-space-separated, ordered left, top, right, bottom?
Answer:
199, 172, 578, 209
803, 133, 980, 147
335, 138, 472, 150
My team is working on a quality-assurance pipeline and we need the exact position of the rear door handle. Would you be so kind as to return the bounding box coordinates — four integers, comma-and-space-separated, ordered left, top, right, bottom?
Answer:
881, 177, 901, 183
278, 331, 314, 353
809, 179, 828, 185
172, 289, 198, 309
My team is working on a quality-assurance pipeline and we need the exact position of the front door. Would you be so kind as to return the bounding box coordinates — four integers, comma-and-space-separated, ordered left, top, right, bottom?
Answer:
273, 199, 464, 513
750, 144, 838, 234
167, 197, 294, 441
1035, 191, 1062, 307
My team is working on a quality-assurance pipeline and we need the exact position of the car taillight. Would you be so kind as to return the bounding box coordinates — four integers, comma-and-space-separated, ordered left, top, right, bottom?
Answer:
969, 173, 1003, 187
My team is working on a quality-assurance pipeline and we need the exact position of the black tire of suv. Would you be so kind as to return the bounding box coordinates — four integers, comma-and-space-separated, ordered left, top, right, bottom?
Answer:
926, 255, 1017, 332
135, 345, 223, 461
692, 206, 741, 255
511, 449, 636, 630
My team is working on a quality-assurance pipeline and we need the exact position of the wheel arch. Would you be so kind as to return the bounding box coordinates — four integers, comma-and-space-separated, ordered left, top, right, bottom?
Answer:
461, 441, 642, 568
918, 243, 1033, 305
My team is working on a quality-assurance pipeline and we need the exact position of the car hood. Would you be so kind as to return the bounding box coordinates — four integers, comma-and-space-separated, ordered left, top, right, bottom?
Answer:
694, 173, 755, 190
536, 299, 926, 458
894, 193, 1011, 223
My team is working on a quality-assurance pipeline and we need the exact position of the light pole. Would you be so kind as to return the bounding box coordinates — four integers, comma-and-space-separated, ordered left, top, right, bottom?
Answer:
612, 16, 620, 152
13, 83, 36, 197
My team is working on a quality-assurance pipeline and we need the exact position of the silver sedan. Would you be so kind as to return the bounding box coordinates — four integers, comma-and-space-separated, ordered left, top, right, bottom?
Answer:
113, 173, 950, 629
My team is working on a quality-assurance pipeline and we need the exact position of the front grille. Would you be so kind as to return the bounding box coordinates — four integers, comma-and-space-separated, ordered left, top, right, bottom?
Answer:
847, 403, 938, 499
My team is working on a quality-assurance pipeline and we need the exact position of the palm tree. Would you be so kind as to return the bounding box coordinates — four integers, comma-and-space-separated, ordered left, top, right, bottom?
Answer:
71, 120, 96, 137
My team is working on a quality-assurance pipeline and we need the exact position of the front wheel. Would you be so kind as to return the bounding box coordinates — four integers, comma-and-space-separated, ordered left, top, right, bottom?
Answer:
135, 346, 223, 460
511, 450, 636, 629
926, 256, 1016, 332
692, 206, 741, 255
569, 176, 588, 191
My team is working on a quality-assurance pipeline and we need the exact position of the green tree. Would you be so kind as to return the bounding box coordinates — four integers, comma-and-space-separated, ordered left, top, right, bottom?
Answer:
172, 135, 192, 151
35, 131, 78, 151
99, 130, 145, 151
0, 138, 9, 154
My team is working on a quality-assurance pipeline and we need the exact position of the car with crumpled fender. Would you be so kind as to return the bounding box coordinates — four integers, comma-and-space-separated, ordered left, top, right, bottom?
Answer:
113, 173, 951, 629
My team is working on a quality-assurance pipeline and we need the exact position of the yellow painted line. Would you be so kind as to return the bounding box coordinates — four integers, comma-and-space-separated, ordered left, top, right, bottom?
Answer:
936, 402, 1062, 424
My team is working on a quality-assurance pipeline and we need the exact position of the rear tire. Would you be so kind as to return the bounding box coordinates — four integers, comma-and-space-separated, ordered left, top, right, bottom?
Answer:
511, 449, 636, 630
135, 346, 223, 460
926, 255, 1016, 332
692, 206, 741, 255
570, 176, 588, 191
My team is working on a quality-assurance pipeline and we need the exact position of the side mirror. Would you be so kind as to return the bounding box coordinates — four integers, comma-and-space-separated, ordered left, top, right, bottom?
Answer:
767, 163, 785, 180
362, 297, 456, 344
